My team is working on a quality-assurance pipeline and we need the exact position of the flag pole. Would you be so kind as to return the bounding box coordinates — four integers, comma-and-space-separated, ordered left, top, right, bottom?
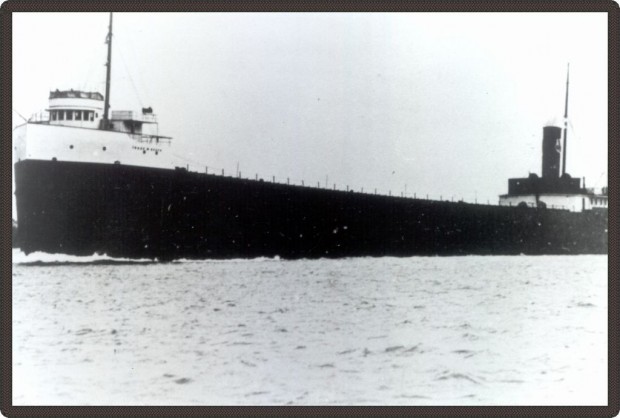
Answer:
561, 63, 569, 176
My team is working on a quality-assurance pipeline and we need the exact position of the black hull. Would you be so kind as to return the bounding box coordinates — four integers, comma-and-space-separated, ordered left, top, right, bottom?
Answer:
14, 160, 608, 260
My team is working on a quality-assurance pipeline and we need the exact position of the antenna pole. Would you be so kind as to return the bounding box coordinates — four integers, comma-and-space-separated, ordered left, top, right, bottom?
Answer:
561, 63, 569, 176
102, 12, 113, 130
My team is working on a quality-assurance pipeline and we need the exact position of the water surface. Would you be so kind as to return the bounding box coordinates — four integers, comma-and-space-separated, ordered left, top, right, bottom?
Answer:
13, 251, 607, 405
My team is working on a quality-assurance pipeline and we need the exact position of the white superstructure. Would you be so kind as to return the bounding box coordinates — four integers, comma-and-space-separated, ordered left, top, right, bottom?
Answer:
14, 88, 178, 170
499, 191, 608, 212
13, 117, 176, 170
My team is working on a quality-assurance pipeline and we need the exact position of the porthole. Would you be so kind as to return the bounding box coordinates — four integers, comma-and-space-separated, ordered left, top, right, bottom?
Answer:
69, 145, 74, 149
143, 150, 146, 154
155, 151, 158, 155
102, 146, 107, 151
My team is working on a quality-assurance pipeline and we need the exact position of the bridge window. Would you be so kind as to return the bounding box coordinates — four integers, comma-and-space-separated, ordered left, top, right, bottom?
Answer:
51, 111, 57, 121
76, 111, 82, 121
89, 111, 94, 121
59, 110, 64, 121
66, 111, 73, 121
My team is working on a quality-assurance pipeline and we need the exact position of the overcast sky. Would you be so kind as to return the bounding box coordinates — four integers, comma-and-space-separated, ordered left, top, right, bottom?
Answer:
12, 12, 608, 217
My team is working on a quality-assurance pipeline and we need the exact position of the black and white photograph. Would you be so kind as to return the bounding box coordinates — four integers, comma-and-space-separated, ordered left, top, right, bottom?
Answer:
9, 8, 610, 407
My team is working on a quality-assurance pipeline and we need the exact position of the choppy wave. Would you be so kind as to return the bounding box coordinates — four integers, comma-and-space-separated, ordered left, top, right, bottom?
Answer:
12, 249, 154, 265
12, 249, 288, 265
12, 247, 601, 266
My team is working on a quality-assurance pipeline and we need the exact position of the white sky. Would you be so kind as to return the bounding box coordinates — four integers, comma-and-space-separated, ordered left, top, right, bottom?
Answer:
12, 12, 608, 217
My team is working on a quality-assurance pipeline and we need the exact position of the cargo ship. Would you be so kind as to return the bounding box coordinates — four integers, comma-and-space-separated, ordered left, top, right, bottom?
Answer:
13, 14, 608, 260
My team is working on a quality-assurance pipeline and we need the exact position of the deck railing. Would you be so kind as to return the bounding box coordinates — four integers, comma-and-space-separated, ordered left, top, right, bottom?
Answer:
111, 110, 157, 123
28, 111, 50, 123
129, 133, 172, 144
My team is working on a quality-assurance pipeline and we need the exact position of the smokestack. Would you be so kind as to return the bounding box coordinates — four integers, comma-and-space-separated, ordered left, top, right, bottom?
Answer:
542, 126, 562, 178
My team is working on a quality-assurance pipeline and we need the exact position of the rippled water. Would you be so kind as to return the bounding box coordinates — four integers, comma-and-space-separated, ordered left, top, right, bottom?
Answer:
12, 251, 607, 405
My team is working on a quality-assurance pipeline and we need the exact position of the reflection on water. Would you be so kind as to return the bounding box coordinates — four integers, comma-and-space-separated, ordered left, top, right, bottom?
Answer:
12, 251, 607, 405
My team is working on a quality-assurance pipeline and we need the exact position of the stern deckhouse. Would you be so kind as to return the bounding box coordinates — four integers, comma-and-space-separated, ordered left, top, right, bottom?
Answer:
498, 67, 607, 213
